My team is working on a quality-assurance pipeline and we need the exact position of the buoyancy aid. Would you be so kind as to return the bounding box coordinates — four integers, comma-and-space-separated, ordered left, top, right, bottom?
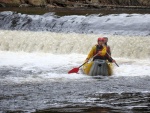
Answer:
86, 44, 107, 61
96, 45, 105, 54
93, 45, 107, 60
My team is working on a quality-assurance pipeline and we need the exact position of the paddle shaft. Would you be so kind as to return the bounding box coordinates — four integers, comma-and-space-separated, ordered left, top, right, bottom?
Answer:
79, 50, 119, 68
106, 52, 119, 67
78, 53, 99, 68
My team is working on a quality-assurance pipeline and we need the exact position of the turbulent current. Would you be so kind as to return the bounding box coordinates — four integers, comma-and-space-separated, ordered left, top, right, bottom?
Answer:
0, 11, 150, 113
0, 11, 150, 36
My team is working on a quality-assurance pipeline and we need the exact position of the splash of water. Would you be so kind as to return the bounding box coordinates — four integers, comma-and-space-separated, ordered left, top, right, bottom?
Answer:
0, 30, 149, 59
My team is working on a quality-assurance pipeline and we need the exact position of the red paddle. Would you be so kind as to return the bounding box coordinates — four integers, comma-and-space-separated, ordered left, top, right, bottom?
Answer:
68, 67, 79, 74
68, 61, 88, 74
68, 51, 119, 74
68, 53, 99, 74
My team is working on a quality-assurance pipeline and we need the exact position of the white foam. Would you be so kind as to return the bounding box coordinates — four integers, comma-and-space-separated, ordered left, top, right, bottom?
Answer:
0, 30, 150, 59
0, 51, 150, 84
0, 51, 90, 84
113, 58, 150, 77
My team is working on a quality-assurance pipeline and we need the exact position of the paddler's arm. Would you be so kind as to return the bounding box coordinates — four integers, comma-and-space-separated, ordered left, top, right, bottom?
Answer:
102, 44, 114, 62
85, 46, 96, 62
106, 52, 116, 63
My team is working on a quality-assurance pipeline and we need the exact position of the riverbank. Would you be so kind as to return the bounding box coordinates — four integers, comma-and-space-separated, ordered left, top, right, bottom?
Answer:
0, 0, 150, 9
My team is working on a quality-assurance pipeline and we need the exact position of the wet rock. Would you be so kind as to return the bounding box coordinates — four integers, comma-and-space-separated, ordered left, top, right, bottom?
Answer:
0, 0, 150, 9
46, 4, 56, 8
0, 3, 5, 7
0, 0, 21, 6
139, 0, 150, 6
19, 3, 31, 7
28, 0, 47, 6
86, 0, 99, 4
51, 0, 67, 7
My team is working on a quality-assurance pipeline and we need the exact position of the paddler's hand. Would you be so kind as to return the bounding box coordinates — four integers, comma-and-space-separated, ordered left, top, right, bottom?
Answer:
98, 51, 102, 55
112, 59, 116, 63
85, 58, 89, 62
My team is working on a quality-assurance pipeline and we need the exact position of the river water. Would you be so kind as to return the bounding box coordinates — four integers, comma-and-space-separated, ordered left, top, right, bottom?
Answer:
0, 9, 150, 113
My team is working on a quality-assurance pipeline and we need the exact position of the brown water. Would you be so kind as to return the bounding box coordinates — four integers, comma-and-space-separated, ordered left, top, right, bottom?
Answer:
0, 7, 150, 16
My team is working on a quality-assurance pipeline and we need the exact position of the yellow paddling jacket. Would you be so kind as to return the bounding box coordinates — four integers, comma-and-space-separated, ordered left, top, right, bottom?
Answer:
86, 44, 113, 62
86, 45, 107, 60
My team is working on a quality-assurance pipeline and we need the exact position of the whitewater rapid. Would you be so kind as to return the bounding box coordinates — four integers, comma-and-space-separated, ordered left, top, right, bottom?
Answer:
0, 51, 150, 85
0, 30, 150, 86
0, 11, 150, 113
0, 30, 150, 59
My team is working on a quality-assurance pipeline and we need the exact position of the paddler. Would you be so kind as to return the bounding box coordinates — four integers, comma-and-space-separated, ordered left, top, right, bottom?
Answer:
103, 37, 111, 56
85, 37, 115, 63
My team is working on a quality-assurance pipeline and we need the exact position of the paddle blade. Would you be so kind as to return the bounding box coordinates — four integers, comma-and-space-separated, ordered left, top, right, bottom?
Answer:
68, 67, 79, 74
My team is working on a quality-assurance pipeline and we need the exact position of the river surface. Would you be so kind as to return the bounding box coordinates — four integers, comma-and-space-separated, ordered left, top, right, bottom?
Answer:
0, 8, 150, 113
0, 51, 150, 113
1, 7, 150, 16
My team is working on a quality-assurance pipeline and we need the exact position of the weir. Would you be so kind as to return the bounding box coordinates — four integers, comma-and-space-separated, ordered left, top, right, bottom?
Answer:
0, 11, 150, 36
0, 30, 149, 59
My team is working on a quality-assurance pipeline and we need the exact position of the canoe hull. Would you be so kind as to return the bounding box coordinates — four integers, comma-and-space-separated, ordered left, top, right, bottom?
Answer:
82, 59, 113, 76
